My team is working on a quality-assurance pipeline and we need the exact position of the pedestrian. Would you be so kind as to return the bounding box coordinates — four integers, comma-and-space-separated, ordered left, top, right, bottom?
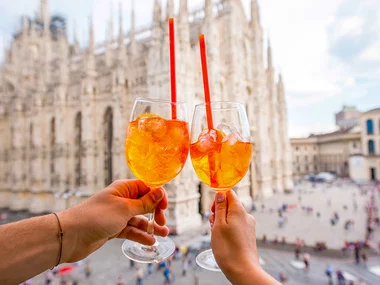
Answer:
361, 252, 367, 267
117, 276, 124, 285
136, 267, 144, 285
130, 259, 135, 269
354, 243, 361, 264
182, 256, 189, 276
72, 281, 78, 285
277, 272, 287, 283
294, 247, 300, 260
303, 253, 310, 271
278, 215, 284, 228
163, 266, 171, 284
325, 265, 333, 284
85, 261, 91, 279
193, 272, 199, 285
44, 271, 53, 285
336, 269, 345, 285
147, 263, 153, 276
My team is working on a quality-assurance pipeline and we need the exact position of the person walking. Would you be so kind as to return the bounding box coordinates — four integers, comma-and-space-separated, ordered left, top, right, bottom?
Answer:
336, 269, 346, 285
85, 261, 91, 279
44, 271, 53, 285
354, 243, 361, 264
325, 265, 333, 285
294, 246, 300, 260
361, 252, 368, 267
136, 267, 144, 285
147, 263, 153, 277
182, 256, 189, 276
163, 266, 171, 284
303, 253, 310, 271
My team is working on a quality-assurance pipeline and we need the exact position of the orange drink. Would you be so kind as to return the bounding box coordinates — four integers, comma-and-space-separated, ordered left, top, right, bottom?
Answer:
125, 114, 189, 187
190, 129, 252, 190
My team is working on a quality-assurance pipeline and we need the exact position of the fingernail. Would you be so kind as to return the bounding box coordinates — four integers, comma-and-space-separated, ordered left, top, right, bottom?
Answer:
152, 188, 163, 202
216, 192, 225, 203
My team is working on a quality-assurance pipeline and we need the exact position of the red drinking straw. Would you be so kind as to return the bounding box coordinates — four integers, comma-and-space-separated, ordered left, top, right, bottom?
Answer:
199, 34, 217, 188
169, 18, 177, 120
199, 34, 214, 130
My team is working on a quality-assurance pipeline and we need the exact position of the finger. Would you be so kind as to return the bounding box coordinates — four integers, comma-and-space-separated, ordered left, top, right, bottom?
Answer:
158, 190, 168, 210
127, 187, 165, 216
226, 190, 245, 215
211, 201, 215, 213
110, 180, 151, 199
128, 216, 169, 237
209, 213, 215, 228
117, 226, 156, 246
214, 191, 228, 225
155, 207, 166, 226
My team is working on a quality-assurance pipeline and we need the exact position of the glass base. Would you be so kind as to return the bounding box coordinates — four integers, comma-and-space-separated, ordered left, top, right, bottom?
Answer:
121, 236, 175, 263
196, 249, 221, 272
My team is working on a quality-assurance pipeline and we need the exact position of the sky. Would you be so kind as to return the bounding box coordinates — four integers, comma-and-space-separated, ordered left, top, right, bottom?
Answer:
0, 0, 380, 137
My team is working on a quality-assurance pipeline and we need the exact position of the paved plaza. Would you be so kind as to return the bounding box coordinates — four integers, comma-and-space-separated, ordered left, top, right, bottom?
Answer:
254, 180, 380, 250
4, 180, 380, 284
29, 239, 380, 285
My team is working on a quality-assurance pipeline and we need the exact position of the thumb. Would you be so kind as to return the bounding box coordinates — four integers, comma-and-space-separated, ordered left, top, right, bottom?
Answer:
127, 187, 165, 216
214, 192, 227, 225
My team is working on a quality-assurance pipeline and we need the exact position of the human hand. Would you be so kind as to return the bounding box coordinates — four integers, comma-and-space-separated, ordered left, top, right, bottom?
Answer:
59, 180, 169, 263
210, 190, 279, 285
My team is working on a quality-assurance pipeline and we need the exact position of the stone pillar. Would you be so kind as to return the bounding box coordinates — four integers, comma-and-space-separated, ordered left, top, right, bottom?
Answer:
9, 97, 30, 210
81, 80, 98, 196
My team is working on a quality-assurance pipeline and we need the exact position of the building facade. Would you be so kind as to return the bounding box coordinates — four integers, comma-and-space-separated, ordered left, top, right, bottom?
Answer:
355, 108, 380, 182
0, 0, 293, 233
291, 129, 362, 179
291, 106, 362, 179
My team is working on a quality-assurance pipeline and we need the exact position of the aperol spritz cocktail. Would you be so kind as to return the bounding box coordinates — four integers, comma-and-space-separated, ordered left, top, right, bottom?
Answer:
125, 115, 189, 186
122, 98, 189, 263
190, 101, 252, 271
190, 128, 252, 190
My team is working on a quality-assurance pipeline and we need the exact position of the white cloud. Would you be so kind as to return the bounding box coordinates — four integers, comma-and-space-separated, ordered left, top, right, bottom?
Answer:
359, 40, 380, 61
330, 16, 365, 39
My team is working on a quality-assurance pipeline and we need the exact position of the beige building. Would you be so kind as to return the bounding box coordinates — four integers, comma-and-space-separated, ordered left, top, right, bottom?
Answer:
0, 0, 293, 233
357, 108, 380, 181
291, 106, 362, 179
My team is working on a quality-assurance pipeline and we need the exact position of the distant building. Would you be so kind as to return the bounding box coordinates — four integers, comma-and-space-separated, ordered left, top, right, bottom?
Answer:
350, 108, 380, 182
291, 127, 361, 179
335, 105, 361, 130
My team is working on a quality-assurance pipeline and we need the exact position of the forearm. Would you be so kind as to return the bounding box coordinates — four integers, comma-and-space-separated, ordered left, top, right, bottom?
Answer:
0, 211, 78, 284
226, 266, 281, 285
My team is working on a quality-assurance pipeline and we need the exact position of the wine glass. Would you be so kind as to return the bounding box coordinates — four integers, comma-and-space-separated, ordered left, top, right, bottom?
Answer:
190, 101, 252, 271
123, 98, 190, 263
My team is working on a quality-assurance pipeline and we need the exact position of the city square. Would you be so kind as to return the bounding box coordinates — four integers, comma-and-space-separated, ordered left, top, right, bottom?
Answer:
1, 0, 380, 284
2, 179, 380, 284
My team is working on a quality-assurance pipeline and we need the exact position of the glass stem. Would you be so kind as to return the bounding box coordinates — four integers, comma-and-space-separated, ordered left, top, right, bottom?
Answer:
147, 186, 160, 237
147, 211, 155, 236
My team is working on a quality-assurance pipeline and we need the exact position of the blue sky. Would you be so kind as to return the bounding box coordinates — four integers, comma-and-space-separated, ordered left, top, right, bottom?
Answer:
1, 0, 380, 137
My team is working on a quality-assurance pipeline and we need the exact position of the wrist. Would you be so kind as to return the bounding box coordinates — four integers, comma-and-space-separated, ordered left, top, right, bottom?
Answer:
225, 261, 265, 285
57, 208, 79, 264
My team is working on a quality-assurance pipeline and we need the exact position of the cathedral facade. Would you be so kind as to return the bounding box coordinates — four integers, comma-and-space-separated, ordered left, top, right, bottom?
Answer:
0, 0, 293, 233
